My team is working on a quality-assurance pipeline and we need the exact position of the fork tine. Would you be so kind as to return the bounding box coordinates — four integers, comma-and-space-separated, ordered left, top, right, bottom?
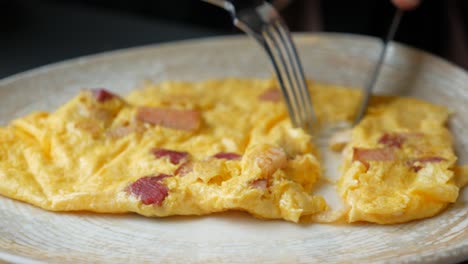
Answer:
270, 22, 305, 123
264, 22, 315, 133
273, 20, 316, 134
262, 43, 300, 127
263, 25, 303, 128
203, 0, 317, 134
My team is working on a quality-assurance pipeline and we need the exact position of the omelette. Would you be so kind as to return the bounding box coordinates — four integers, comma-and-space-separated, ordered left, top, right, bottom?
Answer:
0, 78, 466, 224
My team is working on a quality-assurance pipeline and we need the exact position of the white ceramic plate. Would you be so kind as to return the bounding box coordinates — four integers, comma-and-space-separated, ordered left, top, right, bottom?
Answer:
0, 34, 467, 263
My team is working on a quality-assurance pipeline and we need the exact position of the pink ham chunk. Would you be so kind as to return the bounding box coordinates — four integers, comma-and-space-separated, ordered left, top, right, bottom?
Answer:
91, 88, 118, 102
378, 133, 406, 148
352, 147, 396, 168
250, 179, 269, 189
378, 132, 423, 148
175, 161, 193, 176
127, 174, 171, 205
106, 123, 145, 139
212, 152, 242, 160
258, 89, 282, 102
254, 147, 288, 178
107, 126, 135, 139
408, 157, 447, 172
151, 148, 189, 165
137, 107, 201, 131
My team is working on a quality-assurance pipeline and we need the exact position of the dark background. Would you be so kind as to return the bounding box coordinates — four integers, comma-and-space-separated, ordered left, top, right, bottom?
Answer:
0, 0, 467, 79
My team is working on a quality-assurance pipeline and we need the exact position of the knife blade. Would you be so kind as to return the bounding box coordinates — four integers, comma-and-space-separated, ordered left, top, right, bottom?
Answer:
354, 9, 404, 125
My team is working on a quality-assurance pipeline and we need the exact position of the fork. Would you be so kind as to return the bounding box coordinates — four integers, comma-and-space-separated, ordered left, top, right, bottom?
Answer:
202, 0, 317, 135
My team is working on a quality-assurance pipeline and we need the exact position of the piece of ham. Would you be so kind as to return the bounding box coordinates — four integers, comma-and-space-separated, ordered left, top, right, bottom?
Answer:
258, 89, 282, 102
151, 148, 189, 165
127, 174, 171, 205
90, 88, 117, 102
352, 147, 396, 168
254, 147, 288, 177
174, 161, 193, 176
106, 123, 144, 139
107, 126, 134, 139
212, 152, 242, 160
74, 121, 101, 136
408, 156, 447, 172
378, 132, 423, 148
378, 133, 405, 148
250, 179, 269, 189
136, 107, 201, 131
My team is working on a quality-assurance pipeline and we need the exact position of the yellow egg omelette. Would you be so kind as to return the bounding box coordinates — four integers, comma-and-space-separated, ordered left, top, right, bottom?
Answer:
0, 78, 466, 223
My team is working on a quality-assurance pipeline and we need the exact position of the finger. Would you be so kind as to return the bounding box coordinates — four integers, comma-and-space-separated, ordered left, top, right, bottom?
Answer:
391, 0, 421, 10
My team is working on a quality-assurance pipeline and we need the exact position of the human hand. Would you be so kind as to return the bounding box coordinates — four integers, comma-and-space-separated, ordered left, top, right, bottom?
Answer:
391, 0, 421, 10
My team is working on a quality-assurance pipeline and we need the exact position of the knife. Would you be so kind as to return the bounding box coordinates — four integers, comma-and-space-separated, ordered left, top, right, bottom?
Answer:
354, 9, 404, 125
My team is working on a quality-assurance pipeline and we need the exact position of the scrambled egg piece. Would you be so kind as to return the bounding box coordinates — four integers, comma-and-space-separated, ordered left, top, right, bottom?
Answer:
338, 98, 466, 224
0, 78, 465, 223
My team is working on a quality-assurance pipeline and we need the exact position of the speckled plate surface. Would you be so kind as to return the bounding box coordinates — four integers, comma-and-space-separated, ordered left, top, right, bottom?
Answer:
0, 33, 467, 263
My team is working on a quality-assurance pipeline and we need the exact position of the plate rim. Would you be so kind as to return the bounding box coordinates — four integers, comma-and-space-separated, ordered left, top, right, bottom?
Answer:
1, 32, 466, 87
